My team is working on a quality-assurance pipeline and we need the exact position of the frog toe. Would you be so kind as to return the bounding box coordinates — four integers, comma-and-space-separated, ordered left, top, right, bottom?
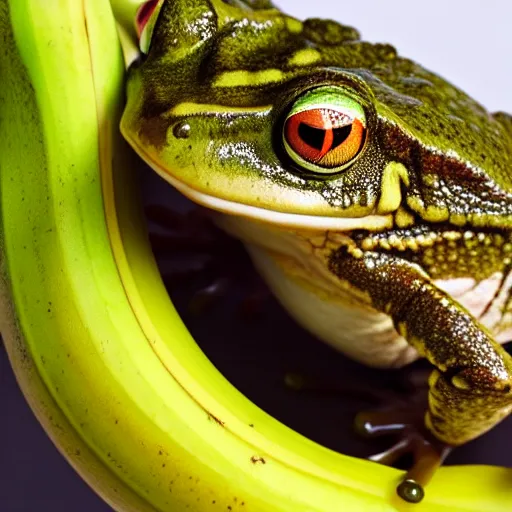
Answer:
355, 408, 452, 503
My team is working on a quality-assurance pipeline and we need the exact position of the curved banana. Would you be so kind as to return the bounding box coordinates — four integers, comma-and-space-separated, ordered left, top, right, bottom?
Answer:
0, 0, 511, 510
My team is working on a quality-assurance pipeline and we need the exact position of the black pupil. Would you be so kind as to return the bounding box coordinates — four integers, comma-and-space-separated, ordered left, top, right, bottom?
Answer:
298, 124, 324, 150
332, 125, 353, 149
298, 123, 353, 151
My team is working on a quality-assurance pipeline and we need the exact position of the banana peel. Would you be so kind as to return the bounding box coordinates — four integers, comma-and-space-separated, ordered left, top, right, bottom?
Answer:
0, 0, 511, 510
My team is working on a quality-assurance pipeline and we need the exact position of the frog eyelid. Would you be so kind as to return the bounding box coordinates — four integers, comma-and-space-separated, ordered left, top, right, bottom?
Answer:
286, 101, 367, 128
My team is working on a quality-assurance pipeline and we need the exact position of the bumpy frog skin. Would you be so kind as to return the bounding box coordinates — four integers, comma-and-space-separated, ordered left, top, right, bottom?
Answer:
122, 0, 512, 500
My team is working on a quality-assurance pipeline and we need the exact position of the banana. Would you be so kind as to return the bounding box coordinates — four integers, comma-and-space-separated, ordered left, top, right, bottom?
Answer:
0, 0, 511, 510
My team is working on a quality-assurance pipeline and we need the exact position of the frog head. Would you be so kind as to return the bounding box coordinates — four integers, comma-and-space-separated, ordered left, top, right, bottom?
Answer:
122, 0, 512, 231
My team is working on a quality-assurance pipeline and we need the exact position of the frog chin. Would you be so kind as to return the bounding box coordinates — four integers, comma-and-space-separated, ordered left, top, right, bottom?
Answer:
140, 151, 393, 232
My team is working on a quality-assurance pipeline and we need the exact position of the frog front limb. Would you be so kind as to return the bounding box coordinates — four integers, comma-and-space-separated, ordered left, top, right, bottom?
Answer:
329, 246, 512, 494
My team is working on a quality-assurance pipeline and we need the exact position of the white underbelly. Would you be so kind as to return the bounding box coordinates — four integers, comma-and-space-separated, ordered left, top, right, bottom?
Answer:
248, 245, 512, 368
215, 213, 512, 369
247, 244, 419, 368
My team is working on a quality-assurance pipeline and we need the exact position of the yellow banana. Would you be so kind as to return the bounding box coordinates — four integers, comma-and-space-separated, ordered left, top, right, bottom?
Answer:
0, 0, 511, 511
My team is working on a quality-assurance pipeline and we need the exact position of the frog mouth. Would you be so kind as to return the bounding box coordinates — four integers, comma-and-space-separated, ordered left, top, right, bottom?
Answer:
126, 136, 393, 232
157, 165, 394, 231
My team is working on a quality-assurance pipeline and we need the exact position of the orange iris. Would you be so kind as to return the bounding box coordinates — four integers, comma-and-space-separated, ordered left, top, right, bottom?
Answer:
284, 108, 365, 169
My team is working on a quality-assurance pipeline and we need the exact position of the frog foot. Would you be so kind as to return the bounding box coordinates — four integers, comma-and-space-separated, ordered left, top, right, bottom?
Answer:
285, 365, 448, 503
355, 408, 452, 503
145, 204, 268, 317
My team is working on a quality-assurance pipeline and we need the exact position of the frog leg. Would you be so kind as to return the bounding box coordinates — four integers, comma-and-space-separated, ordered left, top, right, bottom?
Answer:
329, 246, 512, 498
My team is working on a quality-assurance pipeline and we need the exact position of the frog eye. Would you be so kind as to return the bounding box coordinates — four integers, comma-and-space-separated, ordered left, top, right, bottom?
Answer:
282, 87, 367, 174
136, 0, 165, 54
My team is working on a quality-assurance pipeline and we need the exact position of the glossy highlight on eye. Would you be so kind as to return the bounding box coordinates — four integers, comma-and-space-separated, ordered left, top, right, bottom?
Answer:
282, 87, 367, 174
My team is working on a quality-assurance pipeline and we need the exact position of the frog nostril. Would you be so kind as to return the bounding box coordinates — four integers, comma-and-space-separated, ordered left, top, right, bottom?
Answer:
173, 122, 191, 139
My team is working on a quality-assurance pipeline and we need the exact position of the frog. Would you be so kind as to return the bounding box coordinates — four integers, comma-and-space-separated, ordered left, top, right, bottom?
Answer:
121, 0, 512, 503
